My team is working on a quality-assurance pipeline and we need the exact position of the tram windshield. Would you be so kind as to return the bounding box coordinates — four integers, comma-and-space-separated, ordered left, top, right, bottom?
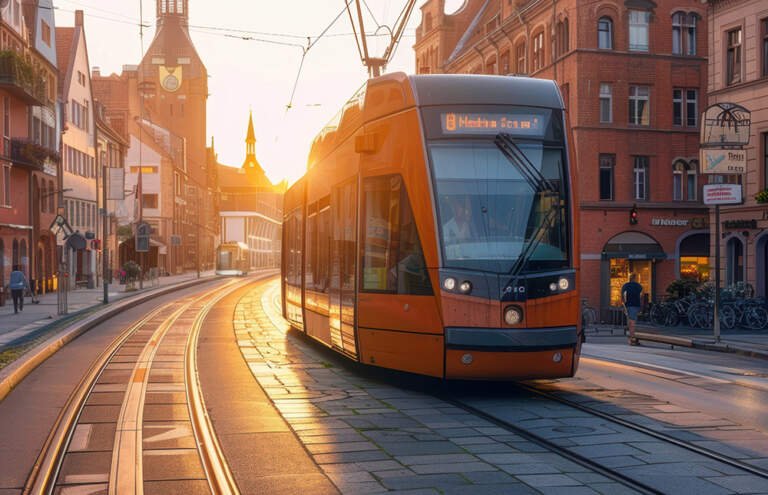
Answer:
429, 140, 569, 274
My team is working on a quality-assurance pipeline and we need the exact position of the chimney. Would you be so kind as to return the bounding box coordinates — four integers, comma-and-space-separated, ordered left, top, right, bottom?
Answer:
92, 67, 101, 78
75, 10, 84, 28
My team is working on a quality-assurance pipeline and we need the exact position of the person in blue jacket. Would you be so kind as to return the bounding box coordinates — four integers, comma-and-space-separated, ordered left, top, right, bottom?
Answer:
9, 265, 30, 314
621, 273, 643, 346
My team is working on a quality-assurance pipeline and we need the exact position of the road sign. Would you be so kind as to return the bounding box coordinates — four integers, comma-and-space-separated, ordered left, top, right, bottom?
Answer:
703, 184, 742, 205
136, 222, 151, 253
700, 148, 746, 174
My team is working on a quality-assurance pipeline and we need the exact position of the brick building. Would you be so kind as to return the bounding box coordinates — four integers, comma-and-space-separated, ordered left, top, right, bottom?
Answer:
92, 0, 218, 275
0, 0, 60, 305
704, 0, 768, 296
414, 0, 711, 318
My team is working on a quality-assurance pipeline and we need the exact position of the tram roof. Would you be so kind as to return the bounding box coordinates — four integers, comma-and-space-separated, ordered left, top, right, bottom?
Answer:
408, 74, 564, 110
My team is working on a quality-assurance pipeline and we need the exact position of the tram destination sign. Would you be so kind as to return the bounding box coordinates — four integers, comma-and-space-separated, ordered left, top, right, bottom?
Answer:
700, 148, 746, 174
441, 112, 546, 136
703, 184, 742, 205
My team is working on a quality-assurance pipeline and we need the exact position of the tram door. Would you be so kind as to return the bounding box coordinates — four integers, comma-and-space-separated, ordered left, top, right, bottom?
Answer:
329, 181, 358, 358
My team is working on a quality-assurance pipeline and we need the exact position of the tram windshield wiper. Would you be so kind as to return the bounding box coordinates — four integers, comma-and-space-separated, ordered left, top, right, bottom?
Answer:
494, 133, 558, 194
494, 134, 562, 277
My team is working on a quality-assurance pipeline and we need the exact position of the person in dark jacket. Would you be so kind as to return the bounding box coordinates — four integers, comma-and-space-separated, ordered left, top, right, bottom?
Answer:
9, 265, 29, 314
621, 273, 643, 345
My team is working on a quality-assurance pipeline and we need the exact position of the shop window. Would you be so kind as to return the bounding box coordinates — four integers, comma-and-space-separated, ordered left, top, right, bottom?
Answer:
726, 237, 744, 285
599, 154, 614, 200
361, 175, 432, 295
598, 16, 613, 49
679, 233, 710, 282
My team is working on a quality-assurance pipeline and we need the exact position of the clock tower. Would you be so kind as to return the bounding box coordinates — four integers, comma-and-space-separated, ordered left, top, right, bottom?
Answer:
139, 0, 208, 186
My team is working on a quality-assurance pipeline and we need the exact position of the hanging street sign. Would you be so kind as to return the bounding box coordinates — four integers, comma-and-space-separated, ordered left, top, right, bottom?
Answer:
703, 184, 743, 205
700, 148, 746, 174
700, 102, 751, 147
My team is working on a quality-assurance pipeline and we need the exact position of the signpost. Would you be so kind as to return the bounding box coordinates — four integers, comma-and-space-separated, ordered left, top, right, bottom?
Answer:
700, 103, 751, 342
49, 214, 75, 315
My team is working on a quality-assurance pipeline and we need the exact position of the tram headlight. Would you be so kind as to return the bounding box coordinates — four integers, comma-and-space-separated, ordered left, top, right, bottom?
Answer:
549, 282, 558, 292
459, 281, 472, 294
558, 277, 570, 291
443, 277, 456, 291
504, 306, 523, 325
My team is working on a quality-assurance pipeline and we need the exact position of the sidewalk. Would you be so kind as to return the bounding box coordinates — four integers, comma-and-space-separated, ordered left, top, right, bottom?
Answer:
586, 321, 768, 360
0, 271, 217, 348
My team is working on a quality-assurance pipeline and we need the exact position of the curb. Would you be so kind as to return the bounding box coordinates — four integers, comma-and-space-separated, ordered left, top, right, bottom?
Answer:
634, 331, 768, 361
0, 275, 220, 402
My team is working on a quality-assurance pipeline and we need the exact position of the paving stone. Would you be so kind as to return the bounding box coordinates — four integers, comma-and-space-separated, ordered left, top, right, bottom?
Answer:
702, 474, 768, 493
462, 443, 519, 454
515, 474, 581, 488
591, 482, 642, 495
410, 462, 497, 474
377, 441, 465, 456
306, 442, 379, 454
396, 454, 478, 466
499, 463, 562, 475
568, 443, 647, 458
441, 484, 539, 495
477, 453, 538, 464
334, 480, 388, 494
462, 470, 518, 484
380, 474, 470, 491
536, 486, 600, 495
637, 475, 732, 495
313, 451, 391, 464
326, 470, 376, 484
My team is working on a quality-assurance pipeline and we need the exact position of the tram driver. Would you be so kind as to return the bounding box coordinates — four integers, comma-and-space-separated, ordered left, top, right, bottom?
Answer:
443, 195, 479, 259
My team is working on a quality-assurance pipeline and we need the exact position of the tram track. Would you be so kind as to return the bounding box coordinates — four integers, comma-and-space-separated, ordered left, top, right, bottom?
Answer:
21, 276, 262, 495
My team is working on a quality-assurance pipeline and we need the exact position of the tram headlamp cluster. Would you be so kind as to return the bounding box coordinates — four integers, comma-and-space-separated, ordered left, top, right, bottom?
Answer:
443, 277, 473, 295
549, 277, 571, 292
504, 306, 523, 325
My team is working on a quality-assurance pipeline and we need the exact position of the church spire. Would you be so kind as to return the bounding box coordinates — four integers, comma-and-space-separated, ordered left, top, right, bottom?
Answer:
245, 111, 256, 159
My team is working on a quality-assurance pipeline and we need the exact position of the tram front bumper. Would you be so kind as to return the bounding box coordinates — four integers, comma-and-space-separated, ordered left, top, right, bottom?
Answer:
444, 325, 578, 380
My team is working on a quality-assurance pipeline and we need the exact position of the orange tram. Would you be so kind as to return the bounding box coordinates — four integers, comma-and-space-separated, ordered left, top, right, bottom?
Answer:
282, 73, 581, 380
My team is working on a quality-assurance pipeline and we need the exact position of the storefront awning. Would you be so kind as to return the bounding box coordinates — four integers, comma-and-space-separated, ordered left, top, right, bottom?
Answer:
603, 231, 666, 260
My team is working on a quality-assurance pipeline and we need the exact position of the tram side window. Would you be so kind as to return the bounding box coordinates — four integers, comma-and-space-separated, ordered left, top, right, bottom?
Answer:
305, 202, 317, 289
361, 175, 432, 295
286, 209, 303, 287
316, 197, 331, 292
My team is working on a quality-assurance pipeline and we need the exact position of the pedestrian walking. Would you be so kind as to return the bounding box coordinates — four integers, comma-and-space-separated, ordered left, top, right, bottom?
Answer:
9, 265, 30, 314
621, 273, 643, 345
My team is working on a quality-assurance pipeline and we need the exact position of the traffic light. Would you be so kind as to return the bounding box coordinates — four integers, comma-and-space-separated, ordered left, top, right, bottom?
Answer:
629, 205, 638, 225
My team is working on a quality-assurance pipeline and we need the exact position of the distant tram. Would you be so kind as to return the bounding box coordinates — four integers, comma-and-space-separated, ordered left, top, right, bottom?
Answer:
216, 242, 250, 276
282, 73, 581, 380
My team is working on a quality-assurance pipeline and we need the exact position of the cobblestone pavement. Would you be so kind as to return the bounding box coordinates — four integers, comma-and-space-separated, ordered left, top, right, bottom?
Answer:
228, 282, 763, 494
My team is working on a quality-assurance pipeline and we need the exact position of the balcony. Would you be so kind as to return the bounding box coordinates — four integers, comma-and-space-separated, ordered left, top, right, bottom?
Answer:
10, 139, 60, 172
0, 51, 47, 106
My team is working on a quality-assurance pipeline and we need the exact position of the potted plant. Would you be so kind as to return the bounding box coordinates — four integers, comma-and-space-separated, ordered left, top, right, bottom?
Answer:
755, 189, 768, 204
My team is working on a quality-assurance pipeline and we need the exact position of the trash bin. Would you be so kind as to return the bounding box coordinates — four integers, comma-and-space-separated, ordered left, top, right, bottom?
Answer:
87, 274, 95, 289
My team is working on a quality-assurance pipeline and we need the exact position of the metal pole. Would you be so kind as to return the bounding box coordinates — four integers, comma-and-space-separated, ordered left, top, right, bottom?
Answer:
714, 204, 721, 342
196, 187, 200, 279
102, 159, 109, 304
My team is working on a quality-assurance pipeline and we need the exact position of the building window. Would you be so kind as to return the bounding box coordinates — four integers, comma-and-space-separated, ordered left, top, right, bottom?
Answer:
532, 32, 544, 71
556, 18, 569, 58
672, 160, 696, 201
672, 12, 698, 55
633, 156, 649, 200
515, 42, 526, 74
599, 83, 612, 123
629, 10, 650, 52
500, 50, 510, 74
599, 154, 614, 200
673, 88, 697, 127
41, 20, 51, 46
3, 96, 9, 156
2, 165, 9, 207
726, 27, 742, 85
762, 18, 768, 78
629, 85, 650, 125
763, 132, 768, 189
598, 16, 613, 49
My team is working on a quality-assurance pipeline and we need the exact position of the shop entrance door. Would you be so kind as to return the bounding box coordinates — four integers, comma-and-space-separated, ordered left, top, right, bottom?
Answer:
609, 258, 652, 308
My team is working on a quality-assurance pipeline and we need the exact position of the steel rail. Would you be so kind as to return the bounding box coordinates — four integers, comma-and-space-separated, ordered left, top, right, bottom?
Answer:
516, 381, 768, 481
22, 302, 173, 495
442, 395, 663, 495
184, 278, 254, 495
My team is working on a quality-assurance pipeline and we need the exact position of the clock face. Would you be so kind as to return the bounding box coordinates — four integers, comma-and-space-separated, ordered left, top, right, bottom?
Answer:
162, 74, 180, 92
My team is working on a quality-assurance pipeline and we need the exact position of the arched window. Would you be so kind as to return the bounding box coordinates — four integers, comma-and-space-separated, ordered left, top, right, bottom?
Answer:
532, 31, 545, 71
556, 18, 569, 58
515, 41, 526, 74
598, 17, 613, 49
672, 160, 698, 201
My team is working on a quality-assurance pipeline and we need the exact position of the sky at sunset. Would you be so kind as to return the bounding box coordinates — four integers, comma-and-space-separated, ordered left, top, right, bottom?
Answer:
53, 0, 449, 185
